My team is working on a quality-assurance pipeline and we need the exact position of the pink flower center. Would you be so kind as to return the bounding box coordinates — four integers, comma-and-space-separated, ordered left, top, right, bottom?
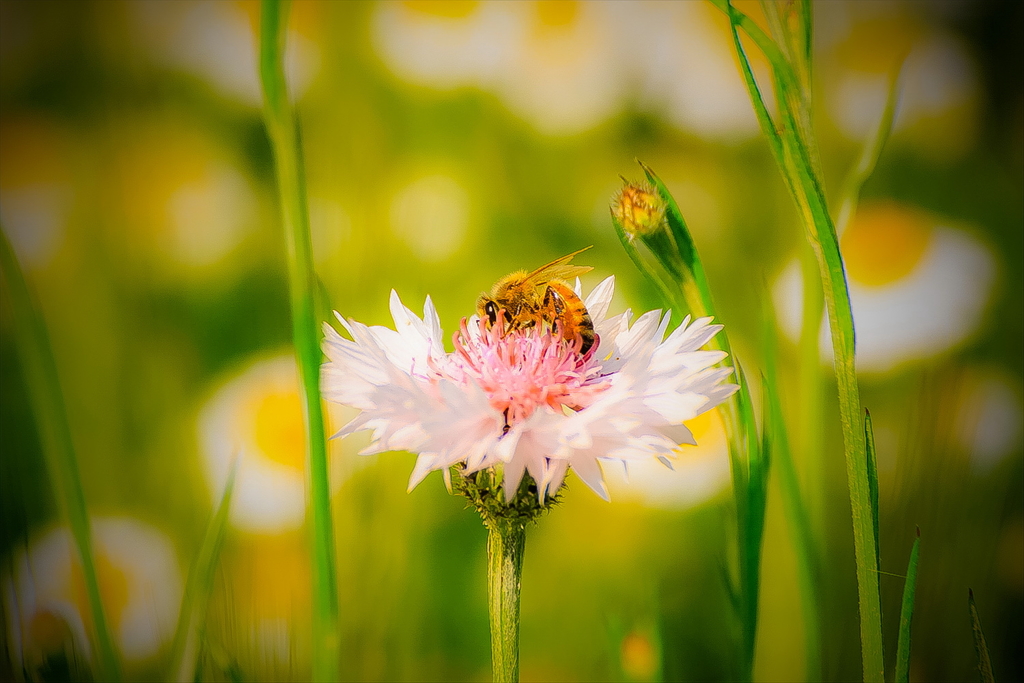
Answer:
431, 318, 609, 427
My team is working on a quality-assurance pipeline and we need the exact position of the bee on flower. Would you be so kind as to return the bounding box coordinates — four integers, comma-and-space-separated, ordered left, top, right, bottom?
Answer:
320, 250, 737, 505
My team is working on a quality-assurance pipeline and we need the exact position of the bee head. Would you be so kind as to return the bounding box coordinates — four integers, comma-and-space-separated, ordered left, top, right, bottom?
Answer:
476, 295, 499, 327
476, 295, 512, 328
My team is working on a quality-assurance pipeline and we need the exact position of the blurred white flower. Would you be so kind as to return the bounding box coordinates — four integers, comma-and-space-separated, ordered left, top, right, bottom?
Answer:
371, 1, 520, 90
953, 370, 1023, 474
371, 0, 759, 138
493, 1, 629, 136
819, 3, 980, 159
390, 174, 470, 261
130, 0, 320, 106
321, 276, 737, 501
373, 1, 626, 135
636, 1, 760, 141
2, 518, 182, 669
0, 117, 72, 269
774, 202, 996, 374
199, 355, 350, 534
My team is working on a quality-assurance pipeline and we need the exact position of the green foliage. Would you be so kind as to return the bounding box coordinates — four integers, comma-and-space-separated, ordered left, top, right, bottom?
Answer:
969, 589, 995, 683
611, 162, 766, 681
168, 458, 237, 683
258, 1, 340, 680
451, 467, 560, 528
0, 225, 121, 682
763, 293, 821, 681
895, 530, 920, 683
712, 0, 888, 678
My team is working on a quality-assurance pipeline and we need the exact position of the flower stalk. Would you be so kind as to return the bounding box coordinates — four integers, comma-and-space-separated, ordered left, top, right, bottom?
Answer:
259, 1, 340, 680
486, 517, 526, 683
453, 469, 552, 683
612, 166, 766, 681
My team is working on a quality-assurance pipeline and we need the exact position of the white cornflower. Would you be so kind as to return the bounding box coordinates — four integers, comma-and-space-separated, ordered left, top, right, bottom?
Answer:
321, 276, 737, 501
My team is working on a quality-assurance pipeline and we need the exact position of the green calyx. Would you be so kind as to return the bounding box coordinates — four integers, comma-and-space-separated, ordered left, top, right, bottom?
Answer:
451, 465, 561, 528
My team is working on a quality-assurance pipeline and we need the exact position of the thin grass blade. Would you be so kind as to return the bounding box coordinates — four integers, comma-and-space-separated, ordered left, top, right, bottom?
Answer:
894, 529, 921, 683
763, 289, 821, 681
864, 409, 880, 581
0, 225, 121, 681
259, 1, 340, 679
168, 458, 238, 682
836, 70, 902, 234
969, 589, 995, 683
713, 2, 884, 679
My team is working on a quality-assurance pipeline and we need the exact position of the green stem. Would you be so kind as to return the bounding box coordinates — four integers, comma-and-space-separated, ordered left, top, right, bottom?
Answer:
487, 518, 526, 683
798, 242, 825, 546
714, 1, 885, 678
0, 227, 121, 681
259, 1, 340, 680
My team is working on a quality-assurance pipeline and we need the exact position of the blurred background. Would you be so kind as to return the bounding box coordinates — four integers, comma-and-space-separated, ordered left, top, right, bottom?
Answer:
0, 1, 1020, 681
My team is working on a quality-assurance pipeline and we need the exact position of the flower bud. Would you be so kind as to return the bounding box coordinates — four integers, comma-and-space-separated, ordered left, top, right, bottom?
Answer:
611, 180, 666, 238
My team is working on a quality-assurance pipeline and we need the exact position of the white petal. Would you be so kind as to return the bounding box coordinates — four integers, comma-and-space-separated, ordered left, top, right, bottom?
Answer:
584, 275, 616, 324
570, 456, 609, 501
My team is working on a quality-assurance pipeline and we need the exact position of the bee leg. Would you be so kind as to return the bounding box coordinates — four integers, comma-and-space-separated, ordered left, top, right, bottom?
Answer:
543, 286, 566, 335
502, 408, 511, 435
543, 286, 566, 315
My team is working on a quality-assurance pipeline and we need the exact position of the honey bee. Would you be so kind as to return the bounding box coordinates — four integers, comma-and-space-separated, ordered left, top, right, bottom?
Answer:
477, 246, 597, 353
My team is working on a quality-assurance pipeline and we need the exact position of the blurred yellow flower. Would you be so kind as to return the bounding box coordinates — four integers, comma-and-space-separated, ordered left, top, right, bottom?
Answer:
774, 201, 996, 374
199, 355, 351, 534
621, 628, 659, 681
0, 116, 72, 269
210, 533, 312, 673
2, 517, 182, 671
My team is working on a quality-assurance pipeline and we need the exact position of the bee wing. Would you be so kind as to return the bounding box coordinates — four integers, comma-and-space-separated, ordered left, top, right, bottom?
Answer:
521, 246, 594, 286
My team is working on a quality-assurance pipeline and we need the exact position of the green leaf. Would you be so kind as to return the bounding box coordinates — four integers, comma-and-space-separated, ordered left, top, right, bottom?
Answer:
969, 589, 995, 683
0, 225, 121, 681
712, 1, 884, 679
259, 1, 340, 680
865, 410, 881, 579
894, 530, 920, 683
168, 458, 238, 682
610, 216, 688, 318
